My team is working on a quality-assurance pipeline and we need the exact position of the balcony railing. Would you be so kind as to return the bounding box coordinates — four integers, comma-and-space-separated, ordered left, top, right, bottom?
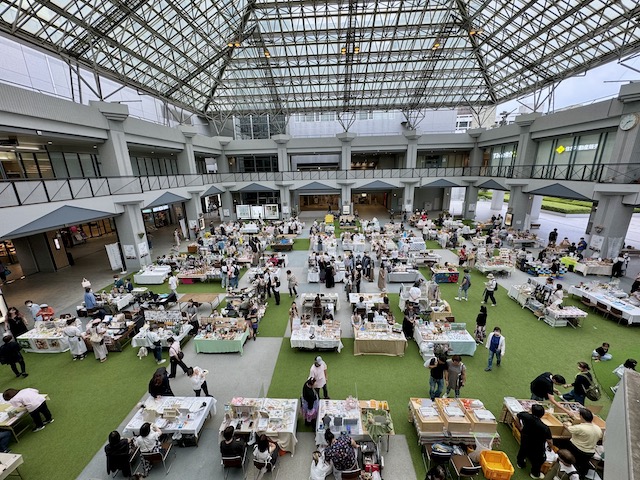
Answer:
0, 162, 638, 208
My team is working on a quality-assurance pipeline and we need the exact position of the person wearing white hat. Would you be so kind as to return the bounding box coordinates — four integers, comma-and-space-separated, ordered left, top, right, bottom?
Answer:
482, 274, 497, 306
309, 356, 329, 399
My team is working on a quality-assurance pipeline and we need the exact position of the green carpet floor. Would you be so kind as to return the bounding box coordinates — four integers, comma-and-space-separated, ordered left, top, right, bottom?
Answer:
268, 274, 637, 480
15, 268, 639, 480
6, 346, 155, 480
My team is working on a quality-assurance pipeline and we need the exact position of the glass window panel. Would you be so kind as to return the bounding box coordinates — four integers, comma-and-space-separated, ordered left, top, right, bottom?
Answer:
49, 152, 68, 178
35, 152, 54, 178
131, 157, 140, 176
79, 154, 96, 177
65, 153, 83, 177
0, 152, 23, 179
20, 153, 38, 178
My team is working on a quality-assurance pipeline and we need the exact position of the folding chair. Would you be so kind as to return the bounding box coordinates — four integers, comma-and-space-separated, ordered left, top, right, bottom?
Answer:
253, 458, 279, 480
140, 442, 175, 475
221, 449, 247, 479
450, 454, 482, 479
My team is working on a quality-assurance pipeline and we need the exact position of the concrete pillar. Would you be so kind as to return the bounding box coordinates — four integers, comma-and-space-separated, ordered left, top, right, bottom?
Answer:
115, 201, 151, 271
278, 185, 290, 217
401, 182, 418, 212
272, 134, 291, 172
403, 131, 421, 169
588, 193, 634, 258
506, 182, 533, 230
337, 132, 357, 170
463, 185, 479, 220
91, 101, 132, 176
442, 187, 452, 213
220, 189, 235, 221
184, 190, 204, 240
337, 181, 354, 214
490, 191, 505, 211
215, 137, 232, 174
176, 126, 198, 175
530, 195, 543, 221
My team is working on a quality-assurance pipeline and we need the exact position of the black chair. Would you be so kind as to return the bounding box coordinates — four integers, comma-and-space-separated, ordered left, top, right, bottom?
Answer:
140, 442, 175, 475
222, 449, 247, 479
423, 444, 453, 473
253, 458, 278, 479
340, 467, 362, 479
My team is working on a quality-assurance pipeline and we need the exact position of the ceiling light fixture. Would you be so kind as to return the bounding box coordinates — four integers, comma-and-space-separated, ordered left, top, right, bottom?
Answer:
354, 46, 360, 53
341, 47, 347, 55
469, 28, 484, 36
264, 50, 271, 58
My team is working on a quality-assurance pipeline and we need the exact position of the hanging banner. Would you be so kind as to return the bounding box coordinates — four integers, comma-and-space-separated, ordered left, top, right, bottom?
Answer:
105, 243, 123, 271
138, 242, 149, 258
123, 245, 137, 259
179, 218, 188, 240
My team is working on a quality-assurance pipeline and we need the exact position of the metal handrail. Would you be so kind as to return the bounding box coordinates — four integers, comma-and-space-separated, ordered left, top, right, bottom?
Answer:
1, 163, 638, 208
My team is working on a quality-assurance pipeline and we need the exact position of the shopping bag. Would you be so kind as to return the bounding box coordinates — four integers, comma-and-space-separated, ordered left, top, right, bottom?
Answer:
81, 278, 91, 288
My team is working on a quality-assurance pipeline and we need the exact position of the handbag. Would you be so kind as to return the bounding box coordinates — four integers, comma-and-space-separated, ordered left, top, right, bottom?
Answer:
177, 351, 184, 360
3, 268, 10, 276
81, 278, 91, 288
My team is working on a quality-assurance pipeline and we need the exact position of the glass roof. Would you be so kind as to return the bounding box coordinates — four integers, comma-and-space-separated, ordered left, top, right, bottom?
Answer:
1, 0, 640, 116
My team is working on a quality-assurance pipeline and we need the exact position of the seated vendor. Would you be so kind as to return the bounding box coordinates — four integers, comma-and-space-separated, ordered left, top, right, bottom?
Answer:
220, 426, 246, 459
351, 313, 362, 329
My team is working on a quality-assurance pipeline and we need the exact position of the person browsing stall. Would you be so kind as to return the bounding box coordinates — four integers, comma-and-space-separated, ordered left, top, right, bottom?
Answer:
3, 387, 53, 432
309, 356, 329, 399
530, 372, 572, 415
323, 429, 358, 479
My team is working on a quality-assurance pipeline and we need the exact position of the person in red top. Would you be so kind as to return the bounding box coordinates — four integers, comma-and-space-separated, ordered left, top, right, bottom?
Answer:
36, 304, 55, 321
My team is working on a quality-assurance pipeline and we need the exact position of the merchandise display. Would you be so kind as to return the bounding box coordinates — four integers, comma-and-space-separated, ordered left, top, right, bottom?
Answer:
290, 322, 343, 352
431, 266, 459, 283
353, 323, 407, 356
124, 396, 215, 441
133, 265, 173, 284
219, 397, 299, 454
17, 325, 70, 353
569, 284, 640, 324
414, 322, 477, 360
193, 317, 250, 354
131, 323, 192, 348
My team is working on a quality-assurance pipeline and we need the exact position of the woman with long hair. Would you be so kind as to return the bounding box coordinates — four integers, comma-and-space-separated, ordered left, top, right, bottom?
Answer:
301, 377, 319, 426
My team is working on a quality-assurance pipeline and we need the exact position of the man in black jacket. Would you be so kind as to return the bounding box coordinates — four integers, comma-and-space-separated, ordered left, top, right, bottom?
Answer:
516, 403, 552, 479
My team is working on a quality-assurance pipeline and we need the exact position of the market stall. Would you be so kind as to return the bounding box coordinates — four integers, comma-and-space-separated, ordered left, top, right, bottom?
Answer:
349, 293, 384, 307
315, 398, 394, 450
301, 292, 341, 311
179, 293, 223, 315
123, 396, 214, 443
568, 284, 640, 324
499, 397, 605, 443
219, 397, 299, 454
82, 315, 139, 352
507, 284, 535, 307
431, 266, 459, 283
271, 238, 294, 252
290, 322, 343, 352
543, 305, 588, 328
414, 322, 477, 362
429, 300, 452, 322
132, 313, 192, 348
387, 267, 420, 283
574, 260, 613, 277
133, 265, 172, 285
475, 260, 515, 276
353, 324, 407, 356
17, 327, 69, 353
193, 317, 250, 354
408, 397, 500, 446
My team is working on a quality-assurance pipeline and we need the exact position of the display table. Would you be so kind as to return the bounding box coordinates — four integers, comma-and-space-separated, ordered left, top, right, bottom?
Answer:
353, 327, 406, 356
83, 320, 138, 352
240, 223, 259, 234
271, 239, 294, 252
123, 396, 214, 442
408, 397, 500, 446
99, 293, 134, 311
290, 324, 343, 352
131, 324, 192, 348
193, 330, 249, 354
574, 261, 613, 277
0, 453, 23, 480
411, 252, 441, 266
133, 265, 172, 285
307, 269, 320, 283
431, 267, 459, 283
507, 284, 534, 307
219, 398, 299, 454
543, 305, 588, 328
499, 397, 606, 443
315, 399, 394, 448
429, 300, 452, 322
301, 293, 341, 311
568, 286, 640, 324
179, 293, 223, 313
475, 262, 515, 276
388, 269, 420, 283
17, 329, 69, 353
0, 395, 48, 441
414, 323, 477, 362
349, 293, 384, 306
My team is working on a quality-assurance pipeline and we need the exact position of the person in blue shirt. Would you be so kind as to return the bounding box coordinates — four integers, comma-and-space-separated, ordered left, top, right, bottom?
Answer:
84, 288, 106, 318
113, 275, 124, 289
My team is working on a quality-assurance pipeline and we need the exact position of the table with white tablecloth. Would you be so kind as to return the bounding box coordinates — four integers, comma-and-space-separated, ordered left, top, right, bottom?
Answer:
17, 330, 70, 353
301, 293, 341, 311
290, 325, 343, 352
131, 324, 192, 348
103, 293, 134, 311
475, 262, 515, 276
413, 324, 477, 362
568, 286, 640, 324
219, 398, 299, 454
123, 396, 214, 440
133, 265, 172, 284
574, 262, 613, 277
543, 305, 588, 328
307, 270, 320, 283
388, 270, 420, 283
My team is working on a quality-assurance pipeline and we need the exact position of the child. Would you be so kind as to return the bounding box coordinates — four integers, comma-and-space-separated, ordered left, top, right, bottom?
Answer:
187, 366, 211, 397
543, 449, 579, 480
475, 305, 487, 344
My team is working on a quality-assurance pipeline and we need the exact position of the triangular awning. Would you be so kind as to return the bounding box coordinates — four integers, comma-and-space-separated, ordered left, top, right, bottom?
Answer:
527, 183, 590, 201
238, 183, 277, 192
355, 180, 396, 190
421, 179, 460, 188
294, 182, 339, 192
477, 179, 508, 191
202, 185, 223, 197
4, 205, 117, 238
145, 192, 188, 208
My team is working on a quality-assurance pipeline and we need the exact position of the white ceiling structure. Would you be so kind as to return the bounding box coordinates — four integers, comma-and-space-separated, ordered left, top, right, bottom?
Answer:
1, 0, 640, 121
